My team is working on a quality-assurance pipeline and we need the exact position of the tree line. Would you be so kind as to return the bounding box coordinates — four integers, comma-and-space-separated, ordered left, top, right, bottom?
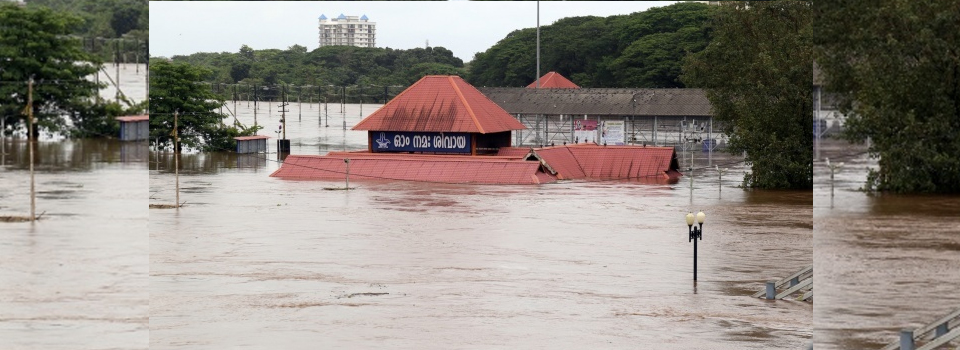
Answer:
468, 2, 715, 88
26, 0, 148, 63
168, 2, 716, 90
166, 44, 466, 89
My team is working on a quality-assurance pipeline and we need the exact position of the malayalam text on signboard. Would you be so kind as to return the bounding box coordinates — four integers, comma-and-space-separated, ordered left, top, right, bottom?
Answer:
371, 131, 472, 153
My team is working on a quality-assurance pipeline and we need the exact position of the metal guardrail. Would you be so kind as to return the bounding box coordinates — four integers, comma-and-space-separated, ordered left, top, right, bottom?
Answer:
752, 265, 813, 300
882, 307, 960, 350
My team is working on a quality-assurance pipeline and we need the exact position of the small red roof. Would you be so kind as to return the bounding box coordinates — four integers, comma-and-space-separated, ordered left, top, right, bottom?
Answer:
353, 76, 526, 134
233, 135, 271, 141
527, 72, 579, 89
116, 115, 149, 122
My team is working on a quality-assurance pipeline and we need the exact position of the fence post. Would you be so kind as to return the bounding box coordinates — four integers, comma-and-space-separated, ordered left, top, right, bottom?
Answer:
765, 281, 776, 300
900, 328, 914, 350
935, 322, 948, 338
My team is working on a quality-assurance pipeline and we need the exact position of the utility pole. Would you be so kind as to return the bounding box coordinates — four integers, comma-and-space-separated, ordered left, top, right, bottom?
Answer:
281, 85, 287, 140
28, 78, 35, 221
115, 40, 120, 104
145, 62, 150, 113
253, 84, 258, 130
174, 110, 180, 210
135, 38, 140, 74
536, 0, 540, 89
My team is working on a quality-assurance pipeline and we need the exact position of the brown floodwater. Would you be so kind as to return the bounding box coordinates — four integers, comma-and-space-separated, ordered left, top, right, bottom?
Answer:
814, 138, 960, 349
149, 102, 811, 348
0, 138, 148, 349
0, 63, 148, 349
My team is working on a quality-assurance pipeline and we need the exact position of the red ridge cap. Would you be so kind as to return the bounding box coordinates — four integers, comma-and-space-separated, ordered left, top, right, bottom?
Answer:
448, 76, 484, 134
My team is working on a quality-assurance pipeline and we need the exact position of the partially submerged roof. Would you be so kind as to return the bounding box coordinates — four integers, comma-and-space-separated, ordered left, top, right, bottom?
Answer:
116, 115, 149, 122
479, 87, 711, 117
233, 135, 271, 141
499, 144, 678, 180
353, 75, 526, 134
272, 144, 680, 184
527, 71, 579, 89
271, 154, 554, 185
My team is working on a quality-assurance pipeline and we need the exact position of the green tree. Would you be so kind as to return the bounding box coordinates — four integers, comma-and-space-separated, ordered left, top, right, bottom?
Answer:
815, 0, 960, 193
682, 1, 812, 190
0, 3, 102, 136
149, 60, 258, 152
467, 2, 714, 88
404, 62, 466, 82
69, 100, 147, 139
110, 3, 141, 37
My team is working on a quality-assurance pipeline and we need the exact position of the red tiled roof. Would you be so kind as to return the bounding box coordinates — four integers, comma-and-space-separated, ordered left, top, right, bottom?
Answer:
496, 147, 534, 158
353, 76, 526, 134
499, 144, 679, 180
271, 144, 678, 184
527, 71, 580, 89
234, 135, 271, 141
116, 115, 149, 122
270, 154, 552, 184
531, 147, 586, 180
564, 144, 677, 179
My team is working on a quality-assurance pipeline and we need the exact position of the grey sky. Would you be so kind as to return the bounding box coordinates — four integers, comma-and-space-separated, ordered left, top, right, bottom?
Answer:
150, 1, 679, 62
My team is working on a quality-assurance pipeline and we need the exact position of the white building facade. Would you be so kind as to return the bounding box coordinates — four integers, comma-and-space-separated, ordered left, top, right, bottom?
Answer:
318, 14, 376, 48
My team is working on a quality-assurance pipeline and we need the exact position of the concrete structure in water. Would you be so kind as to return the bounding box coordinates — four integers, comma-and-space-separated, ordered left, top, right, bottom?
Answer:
116, 115, 148, 141
271, 75, 681, 185
318, 14, 376, 48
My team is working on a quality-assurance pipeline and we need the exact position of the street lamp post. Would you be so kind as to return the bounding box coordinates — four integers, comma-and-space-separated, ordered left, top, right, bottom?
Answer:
686, 211, 706, 281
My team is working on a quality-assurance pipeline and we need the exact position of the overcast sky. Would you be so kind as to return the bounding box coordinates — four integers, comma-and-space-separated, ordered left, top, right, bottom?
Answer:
150, 1, 679, 62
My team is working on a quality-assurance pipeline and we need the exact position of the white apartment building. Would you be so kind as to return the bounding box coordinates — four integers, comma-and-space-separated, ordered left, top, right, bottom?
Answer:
318, 14, 376, 48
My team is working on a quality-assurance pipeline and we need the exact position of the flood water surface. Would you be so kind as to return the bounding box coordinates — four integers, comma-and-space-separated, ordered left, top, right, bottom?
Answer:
149, 103, 811, 348
814, 139, 960, 349
0, 64, 148, 349
0, 138, 148, 349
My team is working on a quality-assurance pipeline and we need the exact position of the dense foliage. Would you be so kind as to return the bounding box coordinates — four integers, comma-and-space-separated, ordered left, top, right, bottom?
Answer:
682, 1, 812, 190
149, 60, 259, 152
26, 0, 148, 63
166, 44, 465, 88
0, 3, 139, 138
816, 0, 960, 193
26, 0, 147, 39
468, 2, 714, 88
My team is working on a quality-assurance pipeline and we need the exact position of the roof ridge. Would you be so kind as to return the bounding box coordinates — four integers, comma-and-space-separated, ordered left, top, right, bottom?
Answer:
565, 146, 588, 177
542, 72, 555, 87
448, 76, 484, 134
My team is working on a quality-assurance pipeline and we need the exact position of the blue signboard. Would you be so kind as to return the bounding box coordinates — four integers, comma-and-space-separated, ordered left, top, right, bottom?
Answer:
370, 131, 472, 153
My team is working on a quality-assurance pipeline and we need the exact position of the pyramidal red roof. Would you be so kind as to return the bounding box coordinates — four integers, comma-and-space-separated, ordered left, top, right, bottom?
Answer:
353, 76, 526, 134
527, 71, 579, 89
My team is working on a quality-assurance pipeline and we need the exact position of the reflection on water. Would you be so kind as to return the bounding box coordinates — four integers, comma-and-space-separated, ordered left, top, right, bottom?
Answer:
150, 151, 269, 175
0, 138, 148, 349
150, 103, 811, 349
814, 138, 960, 349
1, 138, 147, 171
